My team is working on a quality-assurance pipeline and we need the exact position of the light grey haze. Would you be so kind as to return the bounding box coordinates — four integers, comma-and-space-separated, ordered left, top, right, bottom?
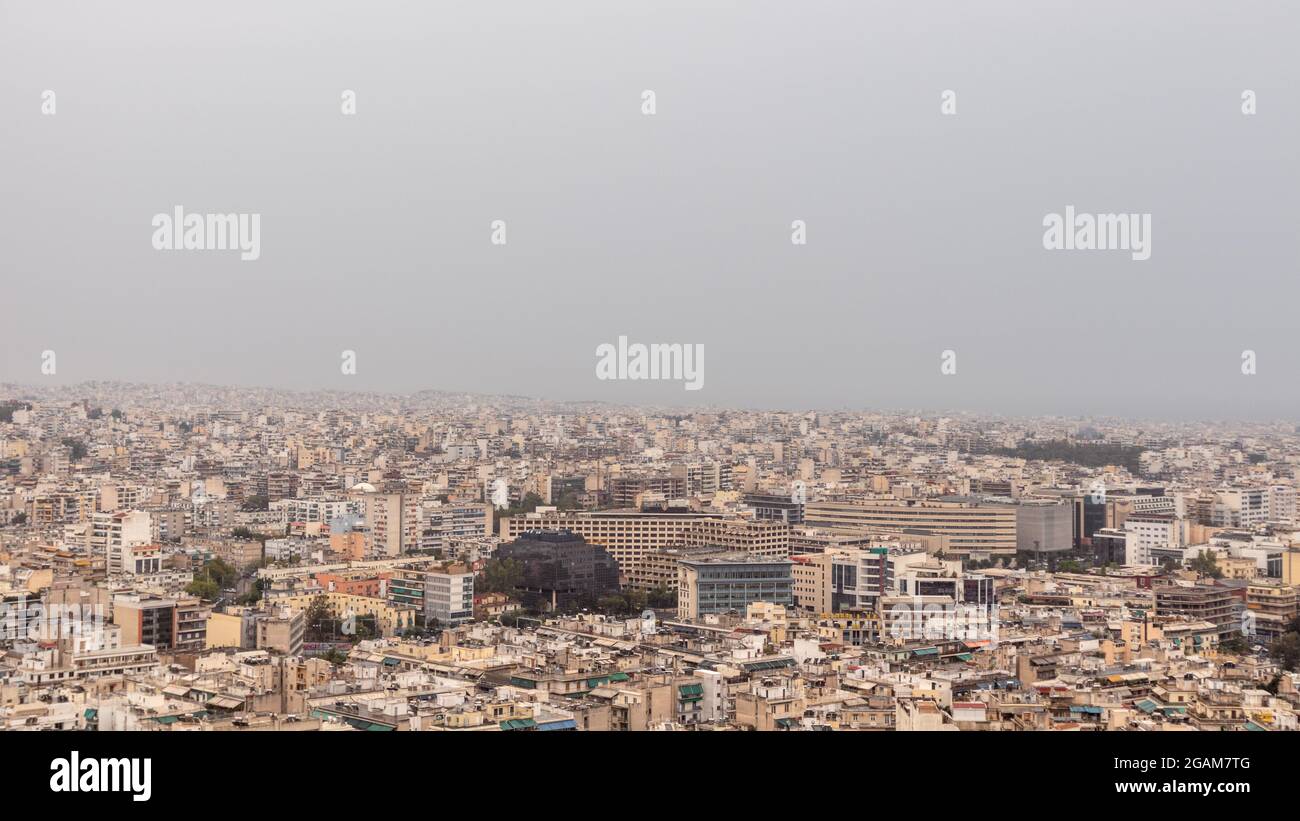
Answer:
1, 1, 1297, 418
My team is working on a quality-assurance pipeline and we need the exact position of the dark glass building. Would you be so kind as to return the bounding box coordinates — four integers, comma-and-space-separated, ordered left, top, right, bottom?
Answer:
495, 530, 621, 612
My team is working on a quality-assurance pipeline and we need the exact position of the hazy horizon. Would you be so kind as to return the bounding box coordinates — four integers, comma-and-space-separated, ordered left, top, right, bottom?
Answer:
3, 1, 1298, 419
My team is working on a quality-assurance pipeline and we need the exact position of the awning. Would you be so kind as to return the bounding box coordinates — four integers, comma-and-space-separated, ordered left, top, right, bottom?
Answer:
953, 653, 973, 662
500, 718, 537, 730
537, 719, 577, 731
741, 658, 795, 672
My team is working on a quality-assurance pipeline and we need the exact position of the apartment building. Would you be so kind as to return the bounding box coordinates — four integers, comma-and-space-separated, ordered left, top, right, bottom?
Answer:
607, 475, 687, 506
269, 496, 361, 524
791, 553, 832, 614
90, 509, 151, 574
389, 563, 475, 626
271, 590, 417, 636
1245, 582, 1298, 640
672, 462, 732, 496
1123, 514, 1185, 566
113, 594, 209, 652
256, 607, 306, 656
1153, 583, 1242, 640
351, 486, 420, 558
1213, 487, 1269, 528
418, 502, 493, 551
744, 492, 805, 525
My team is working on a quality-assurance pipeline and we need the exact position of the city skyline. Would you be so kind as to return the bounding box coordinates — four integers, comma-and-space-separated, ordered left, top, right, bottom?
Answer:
4, 378, 1300, 424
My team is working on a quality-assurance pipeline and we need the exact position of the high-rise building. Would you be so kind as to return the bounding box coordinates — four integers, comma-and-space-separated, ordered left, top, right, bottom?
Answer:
352, 485, 419, 557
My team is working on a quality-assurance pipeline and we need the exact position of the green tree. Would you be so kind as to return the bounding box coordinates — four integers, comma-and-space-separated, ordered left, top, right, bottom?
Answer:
185, 577, 219, 599
646, 585, 675, 609
1219, 634, 1249, 654
624, 588, 648, 613
241, 494, 270, 512
478, 558, 524, 594
0, 401, 29, 423
201, 557, 239, 588
61, 438, 88, 460
1189, 550, 1223, 580
597, 594, 629, 615
1270, 633, 1300, 672
235, 584, 263, 606
305, 595, 333, 639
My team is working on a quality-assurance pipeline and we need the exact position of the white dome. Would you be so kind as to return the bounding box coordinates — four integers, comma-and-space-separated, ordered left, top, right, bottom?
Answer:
350, 482, 377, 493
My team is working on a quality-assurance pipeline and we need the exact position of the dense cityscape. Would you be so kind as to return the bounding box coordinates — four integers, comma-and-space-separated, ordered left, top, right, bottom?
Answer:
1, 381, 1298, 732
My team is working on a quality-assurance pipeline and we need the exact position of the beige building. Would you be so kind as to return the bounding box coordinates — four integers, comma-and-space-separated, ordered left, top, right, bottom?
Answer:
273, 591, 417, 636
256, 608, 306, 655
355, 490, 420, 558
502, 511, 786, 574
805, 499, 1017, 560
791, 553, 832, 614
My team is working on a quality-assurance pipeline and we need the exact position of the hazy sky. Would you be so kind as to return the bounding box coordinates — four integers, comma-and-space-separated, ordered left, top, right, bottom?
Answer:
2, 1, 1297, 418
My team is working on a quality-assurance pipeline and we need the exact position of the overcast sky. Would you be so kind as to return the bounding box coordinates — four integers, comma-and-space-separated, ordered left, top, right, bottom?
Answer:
2, 1, 1297, 418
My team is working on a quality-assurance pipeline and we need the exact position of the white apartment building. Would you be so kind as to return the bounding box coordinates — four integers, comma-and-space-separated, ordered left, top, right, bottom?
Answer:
1123, 514, 1185, 566
90, 510, 152, 574
270, 496, 362, 524
1213, 487, 1269, 528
